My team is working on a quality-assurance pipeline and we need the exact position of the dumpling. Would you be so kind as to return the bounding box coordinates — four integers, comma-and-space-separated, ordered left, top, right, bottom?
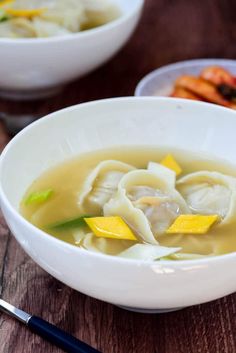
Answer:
78, 232, 135, 255
81, 0, 113, 10
74, 228, 180, 260
148, 161, 176, 188
32, 18, 71, 37
81, 0, 120, 29
104, 165, 190, 244
78, 160, 135, 215
177, 171, 236, 224
40, 0, 86, 33
0, 18, 37, 38
118, 244, 181, 261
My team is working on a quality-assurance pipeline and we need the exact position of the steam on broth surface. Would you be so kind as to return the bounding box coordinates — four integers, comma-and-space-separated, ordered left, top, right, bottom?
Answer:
20, 147, 236, 261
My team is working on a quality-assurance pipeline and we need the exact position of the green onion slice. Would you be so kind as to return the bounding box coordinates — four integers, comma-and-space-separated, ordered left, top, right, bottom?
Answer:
24, 189, 53, 206
48, 215, 92, 231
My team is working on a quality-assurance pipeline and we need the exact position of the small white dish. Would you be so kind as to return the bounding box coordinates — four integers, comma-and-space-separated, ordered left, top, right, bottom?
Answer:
0, 97, 236, 313
0, 0, 144, 100
135, 58, 236, 97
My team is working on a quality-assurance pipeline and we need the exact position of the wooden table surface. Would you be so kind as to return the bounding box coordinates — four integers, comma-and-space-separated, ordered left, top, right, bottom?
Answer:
1, 1, 236, 352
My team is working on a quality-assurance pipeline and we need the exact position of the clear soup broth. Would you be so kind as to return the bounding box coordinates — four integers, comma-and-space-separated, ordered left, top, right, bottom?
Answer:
21, 147, 236, 261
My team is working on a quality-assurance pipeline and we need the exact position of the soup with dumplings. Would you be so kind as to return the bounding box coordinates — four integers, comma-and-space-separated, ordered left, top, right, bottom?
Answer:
20, 146, 236, 261
0, 0, 120, 38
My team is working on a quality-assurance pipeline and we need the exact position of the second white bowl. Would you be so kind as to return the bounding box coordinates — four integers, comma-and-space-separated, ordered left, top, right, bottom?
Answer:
0, 0, 144, 100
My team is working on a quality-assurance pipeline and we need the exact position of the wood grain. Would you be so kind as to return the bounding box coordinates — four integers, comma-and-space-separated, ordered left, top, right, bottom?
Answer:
0, 0, 236, 352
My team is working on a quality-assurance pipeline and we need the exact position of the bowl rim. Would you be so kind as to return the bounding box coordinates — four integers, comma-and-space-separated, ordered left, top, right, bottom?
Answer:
0, 0, 144, 45
1, 96, 236, 267
135, 58, 236, 96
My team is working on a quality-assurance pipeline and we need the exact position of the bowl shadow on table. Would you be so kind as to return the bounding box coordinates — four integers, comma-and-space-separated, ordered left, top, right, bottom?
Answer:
75, 291, 236, 353
4, 262, 235, 353
38, 281, 236, 353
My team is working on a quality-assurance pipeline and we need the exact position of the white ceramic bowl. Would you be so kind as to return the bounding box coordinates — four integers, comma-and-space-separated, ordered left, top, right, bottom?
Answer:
135, 58, 236, 97
0, 0, 143, 100
0, 97, 236, 313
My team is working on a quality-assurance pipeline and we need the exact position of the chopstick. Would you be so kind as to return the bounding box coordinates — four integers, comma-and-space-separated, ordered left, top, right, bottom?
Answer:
0, 299, 101, 353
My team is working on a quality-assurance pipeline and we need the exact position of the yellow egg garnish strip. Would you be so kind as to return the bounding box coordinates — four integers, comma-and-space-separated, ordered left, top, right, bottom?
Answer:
0, 0, 14, 7
0, 0, 47, 18
5, 7, 47, 18
161, 154, 182, 176
166, 214, 219, 234
84, 216, 137, 241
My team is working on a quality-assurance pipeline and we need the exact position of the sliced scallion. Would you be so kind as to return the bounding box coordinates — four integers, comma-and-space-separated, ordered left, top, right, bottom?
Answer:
24, 189, 53, 206
0, 9, 9, 22
48, 215, 92, 231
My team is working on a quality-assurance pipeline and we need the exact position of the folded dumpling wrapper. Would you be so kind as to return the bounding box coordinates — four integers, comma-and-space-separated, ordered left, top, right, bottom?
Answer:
32, 18, 72, 37
104, 163, 190, 244
148, 161, 176, 188
78, 160, 135, 214
40, 0, 86, 33
177, 171, 236, 225
118, 244, 181, 261
80, 232, 135, 255
78, 231, 180, 260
